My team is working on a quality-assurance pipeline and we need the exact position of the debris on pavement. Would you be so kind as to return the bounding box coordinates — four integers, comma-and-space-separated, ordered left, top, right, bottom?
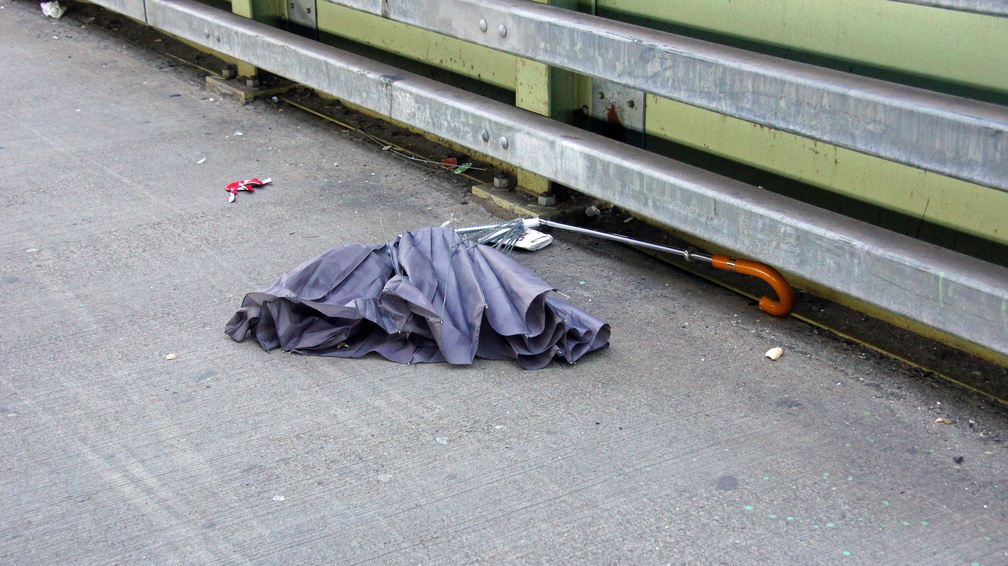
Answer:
225, 226, 610, 369
936, 417, 955, 425
765, 347, 784, 361
165, 353, 178, 360
439, 157, 473, 174
40, 1, 66, 18
226, 177, 271, 203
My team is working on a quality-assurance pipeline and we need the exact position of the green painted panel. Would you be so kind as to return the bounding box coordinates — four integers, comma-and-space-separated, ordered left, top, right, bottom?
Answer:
646, 95, 1008, 246
598, 0, 1008, 95
316, 4, 516, 90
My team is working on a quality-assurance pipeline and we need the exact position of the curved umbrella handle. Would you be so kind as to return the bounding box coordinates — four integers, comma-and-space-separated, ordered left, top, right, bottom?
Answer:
711, 255, 794, 316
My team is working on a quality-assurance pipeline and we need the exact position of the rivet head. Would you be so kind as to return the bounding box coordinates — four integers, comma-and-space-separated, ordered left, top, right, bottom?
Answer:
627, 99, 635, 108
498, 24, 507, 37
203, 28, 210, 38
479, 19, 487, 32
480, 129, 489, 142
500, 136, 509, 149
215, 33, 221, 42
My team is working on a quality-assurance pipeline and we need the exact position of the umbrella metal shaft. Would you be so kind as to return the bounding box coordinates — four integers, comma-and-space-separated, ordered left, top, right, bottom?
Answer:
453, 216, 792, 316
535, 219, 712, 263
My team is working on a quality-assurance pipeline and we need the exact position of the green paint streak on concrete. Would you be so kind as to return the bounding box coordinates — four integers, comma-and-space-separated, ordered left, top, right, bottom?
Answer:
786, 517, 794, 521
826, 522, 835, 528
902, 521, 911, 526
921, 521, 930, 526
883, 500, 890, 506
769, 515, 778, 519
744, 505, 754, 511
823, 473, 830, 478
843, 551, 852, 557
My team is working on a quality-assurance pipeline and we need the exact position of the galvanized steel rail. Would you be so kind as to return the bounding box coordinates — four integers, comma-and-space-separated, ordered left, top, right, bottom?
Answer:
128, 0, 1008, 357
890, 0, 1008, 17
322, 0, 1008, 193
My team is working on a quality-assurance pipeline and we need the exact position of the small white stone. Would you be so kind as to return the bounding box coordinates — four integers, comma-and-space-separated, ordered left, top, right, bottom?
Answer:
765, 347, 783, 361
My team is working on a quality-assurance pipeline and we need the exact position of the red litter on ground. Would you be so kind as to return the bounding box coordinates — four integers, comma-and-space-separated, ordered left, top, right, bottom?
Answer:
226, 178, 271, 203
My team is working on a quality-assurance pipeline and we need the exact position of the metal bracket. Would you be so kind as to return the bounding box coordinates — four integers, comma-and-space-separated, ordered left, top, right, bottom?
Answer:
590, 78, 646, 148
287, 0, 318, 39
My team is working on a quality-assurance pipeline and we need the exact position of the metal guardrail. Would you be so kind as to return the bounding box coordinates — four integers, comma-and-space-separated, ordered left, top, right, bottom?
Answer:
890, 0, 1008, 17
321, 0, 1008, 194
88, 0, 147, 21
126, 0, 1007, 358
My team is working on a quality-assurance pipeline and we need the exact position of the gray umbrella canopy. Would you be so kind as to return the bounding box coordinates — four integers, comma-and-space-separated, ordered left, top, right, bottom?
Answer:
225, 226, 610, 369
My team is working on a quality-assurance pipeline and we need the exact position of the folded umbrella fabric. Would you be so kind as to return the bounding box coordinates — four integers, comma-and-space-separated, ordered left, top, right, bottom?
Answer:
225, 226, 610, 369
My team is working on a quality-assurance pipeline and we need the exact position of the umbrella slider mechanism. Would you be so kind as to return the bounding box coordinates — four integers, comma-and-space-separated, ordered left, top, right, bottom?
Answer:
709, 255, 794, 316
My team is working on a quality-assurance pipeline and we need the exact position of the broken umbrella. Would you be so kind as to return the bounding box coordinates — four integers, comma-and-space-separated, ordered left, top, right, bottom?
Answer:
225, 226, 610, 369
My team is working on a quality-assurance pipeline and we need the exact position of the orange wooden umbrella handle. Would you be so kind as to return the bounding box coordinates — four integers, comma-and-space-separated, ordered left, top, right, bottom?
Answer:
711, 255, 794, 316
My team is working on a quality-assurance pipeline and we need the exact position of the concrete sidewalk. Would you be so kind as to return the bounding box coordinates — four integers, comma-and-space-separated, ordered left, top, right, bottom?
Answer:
1, 0, 1006, 563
